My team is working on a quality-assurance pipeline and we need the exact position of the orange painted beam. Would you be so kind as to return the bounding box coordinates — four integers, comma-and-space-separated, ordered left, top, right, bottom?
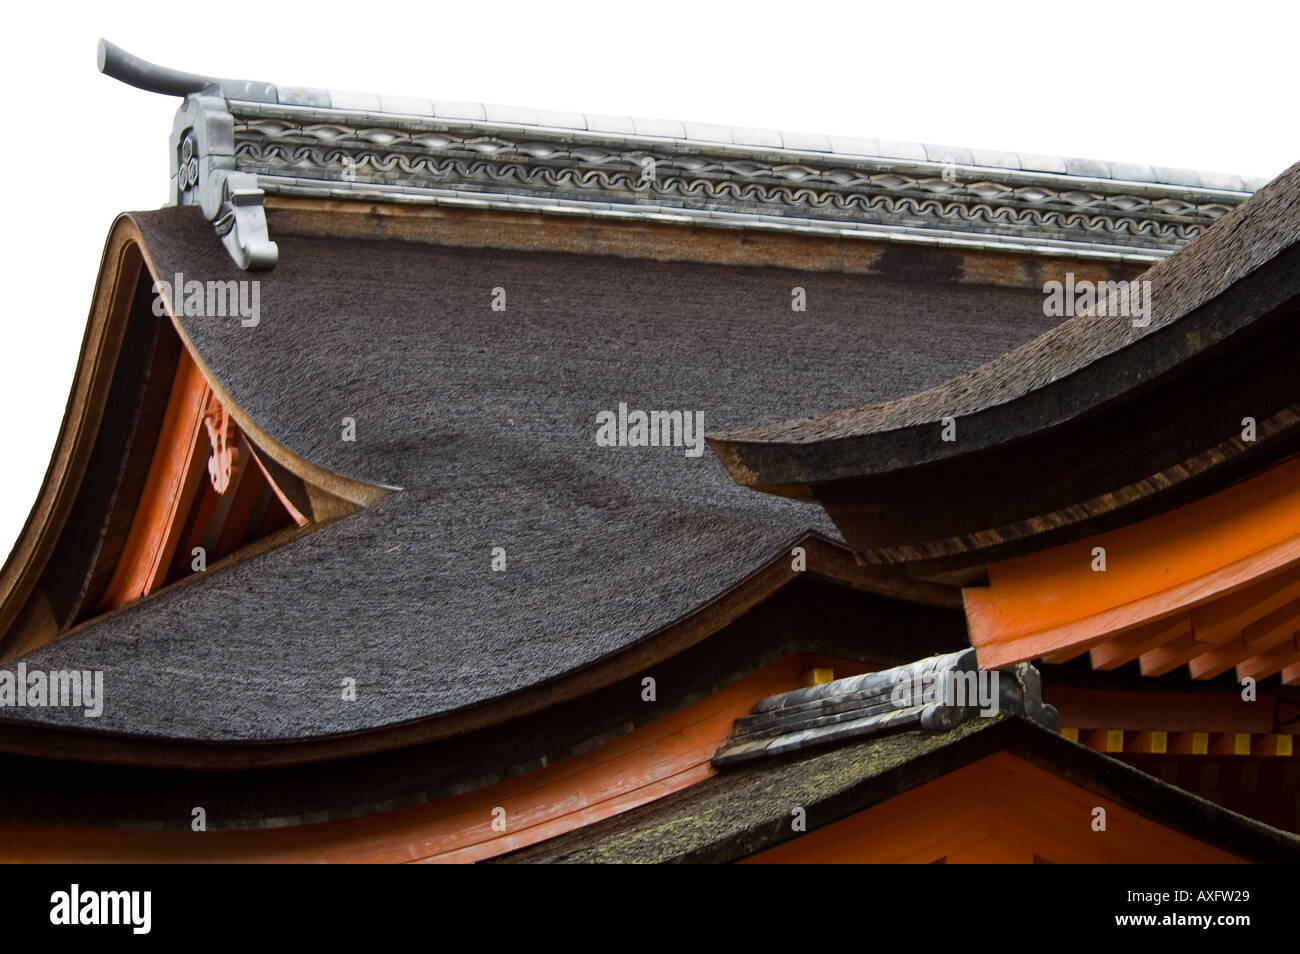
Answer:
1139, 632, 1210, 677
0, 654, 867, 863
1208, 733, 1253, 757
1089, 616, 1190, 671
1241, 596, 1300, 650
1186, 638, 1256, 681
1253, 734, 1294, 757
98, 350, 210, 610
964, 455, 1300, 670
1129, 730, 1168, 755
1191, 565, 1300, 646
1169, 732, 1210, 756
1044, 687, 1273, 734
1236, 638, 1300, 682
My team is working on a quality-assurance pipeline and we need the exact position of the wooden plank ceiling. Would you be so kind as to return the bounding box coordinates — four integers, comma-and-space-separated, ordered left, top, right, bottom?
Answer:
964, 454, 1300, 685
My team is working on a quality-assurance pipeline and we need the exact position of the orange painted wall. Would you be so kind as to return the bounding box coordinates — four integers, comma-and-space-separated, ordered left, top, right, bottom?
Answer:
741, 752, 1245, 864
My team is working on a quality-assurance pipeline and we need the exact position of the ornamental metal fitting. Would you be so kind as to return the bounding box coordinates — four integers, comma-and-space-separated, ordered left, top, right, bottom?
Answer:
100, 39, 278, 271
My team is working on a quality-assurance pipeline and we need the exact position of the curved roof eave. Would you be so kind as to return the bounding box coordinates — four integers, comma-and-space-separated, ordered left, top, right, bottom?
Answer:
6, 200, 1050, 755
0, 214, 395, 659
708, 158, 1300, 566
0, 533, 958, 768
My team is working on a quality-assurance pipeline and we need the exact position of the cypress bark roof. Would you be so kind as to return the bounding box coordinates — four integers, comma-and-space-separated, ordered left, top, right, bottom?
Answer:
709, 158, 1300, 566
0, 207, 1056, 745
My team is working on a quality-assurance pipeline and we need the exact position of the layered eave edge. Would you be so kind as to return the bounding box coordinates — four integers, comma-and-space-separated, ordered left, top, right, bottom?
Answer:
710, 158, 1300, 568
0, 210, 963, 767
496, 717, 1300, 864
0, 214, 395, 745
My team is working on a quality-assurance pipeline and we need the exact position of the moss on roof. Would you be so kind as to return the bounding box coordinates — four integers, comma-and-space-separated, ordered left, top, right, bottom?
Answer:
496, 715, 1300, 863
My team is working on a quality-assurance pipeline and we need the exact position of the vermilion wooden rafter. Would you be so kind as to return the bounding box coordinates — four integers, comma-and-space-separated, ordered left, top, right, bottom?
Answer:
98, 348, 210, 610
98, 346, 305, 612
0, 219, 390, 661
964, 454, 1300, 684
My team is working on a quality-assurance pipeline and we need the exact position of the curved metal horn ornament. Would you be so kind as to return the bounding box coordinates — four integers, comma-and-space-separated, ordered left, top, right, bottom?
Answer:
98, 39, 279, 271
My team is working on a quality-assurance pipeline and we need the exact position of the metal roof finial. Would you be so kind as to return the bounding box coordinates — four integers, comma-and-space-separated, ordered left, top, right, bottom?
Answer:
97, 39, 220, 97
98, 40, 278, 271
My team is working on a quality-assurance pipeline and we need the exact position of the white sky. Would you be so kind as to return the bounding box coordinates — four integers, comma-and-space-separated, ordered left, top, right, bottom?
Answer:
2, 0, 1298, 565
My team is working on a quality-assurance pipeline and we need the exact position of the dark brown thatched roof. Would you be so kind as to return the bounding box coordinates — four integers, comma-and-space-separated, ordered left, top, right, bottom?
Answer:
709, 160, 1300, 568
0, 207, 1055, 753
0, 579, 966, 826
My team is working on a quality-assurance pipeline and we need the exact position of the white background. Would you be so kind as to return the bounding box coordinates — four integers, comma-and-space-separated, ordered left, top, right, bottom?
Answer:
2, 0, 1297, 563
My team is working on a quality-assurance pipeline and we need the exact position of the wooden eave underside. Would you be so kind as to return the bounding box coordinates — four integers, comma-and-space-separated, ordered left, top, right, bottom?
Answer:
965, 453, 1300, 684
0, 581, 968, 839
0, 206, 978, 769
95, 344, 309, 613
706, 224, 1300, 572
0, 215, 391, 661
262, 196, 1144, 292
0, 653, 876, 862
0, 532, 957, 769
